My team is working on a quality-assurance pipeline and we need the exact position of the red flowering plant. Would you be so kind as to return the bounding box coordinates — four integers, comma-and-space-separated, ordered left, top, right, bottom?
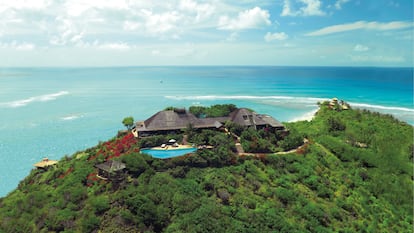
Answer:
88, 133, 137, 162
86, 133, 138, 186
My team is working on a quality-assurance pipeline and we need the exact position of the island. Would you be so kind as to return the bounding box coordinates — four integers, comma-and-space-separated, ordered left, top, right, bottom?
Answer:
0, 102, 412, 233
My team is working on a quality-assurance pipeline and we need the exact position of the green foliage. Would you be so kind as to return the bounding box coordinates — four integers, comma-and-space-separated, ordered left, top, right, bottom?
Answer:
224, 120, 244, 136
139, 135, 165, 148
90, 195, 110, 214
278, 128, 304, 151
327, 116, 346, 132
122, 152, 150, 177
0, 104, 412, 233
81, 215, 100, 233
188, 106, 206, 118
189, 104, 237, 118
239, 127, 280, 153
122, 116, 134, 130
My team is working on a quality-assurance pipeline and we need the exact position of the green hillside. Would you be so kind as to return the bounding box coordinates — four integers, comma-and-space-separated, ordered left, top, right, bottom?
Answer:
0, 103, 412, 233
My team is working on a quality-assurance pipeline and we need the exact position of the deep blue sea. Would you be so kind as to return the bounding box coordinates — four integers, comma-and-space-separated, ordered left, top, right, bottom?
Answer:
0, 66, 413, 196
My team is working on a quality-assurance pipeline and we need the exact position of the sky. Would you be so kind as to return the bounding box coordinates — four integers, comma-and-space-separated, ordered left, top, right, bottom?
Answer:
0, 0, 412, 67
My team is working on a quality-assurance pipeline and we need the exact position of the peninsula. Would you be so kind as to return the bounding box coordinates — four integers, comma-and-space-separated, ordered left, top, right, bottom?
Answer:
0, 102, 412, 233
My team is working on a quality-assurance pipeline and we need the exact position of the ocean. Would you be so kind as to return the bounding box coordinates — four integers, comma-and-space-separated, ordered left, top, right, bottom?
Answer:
0, 66, 413, 197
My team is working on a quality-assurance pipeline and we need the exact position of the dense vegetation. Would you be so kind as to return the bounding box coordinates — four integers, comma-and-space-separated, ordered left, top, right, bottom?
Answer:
189, 104, 237, 117
0, 103, 412, 232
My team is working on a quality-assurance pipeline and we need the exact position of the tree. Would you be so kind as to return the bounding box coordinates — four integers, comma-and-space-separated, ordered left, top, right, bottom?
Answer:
327, 116, 346, 132
122, 153, 149, 177
122, 116, 134, 130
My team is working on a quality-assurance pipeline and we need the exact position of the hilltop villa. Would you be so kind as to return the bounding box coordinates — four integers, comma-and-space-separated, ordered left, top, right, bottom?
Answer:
132, 108, 285, 138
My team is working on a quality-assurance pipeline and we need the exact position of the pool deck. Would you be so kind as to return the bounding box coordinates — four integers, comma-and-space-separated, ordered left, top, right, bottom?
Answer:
149, 144, 195, 151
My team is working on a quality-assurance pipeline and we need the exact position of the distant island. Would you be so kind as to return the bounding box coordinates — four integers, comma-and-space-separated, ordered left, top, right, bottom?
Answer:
0, 101, 412, 233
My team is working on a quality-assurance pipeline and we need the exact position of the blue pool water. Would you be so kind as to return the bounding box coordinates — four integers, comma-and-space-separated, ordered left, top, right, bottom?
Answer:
140, 148, 198, 159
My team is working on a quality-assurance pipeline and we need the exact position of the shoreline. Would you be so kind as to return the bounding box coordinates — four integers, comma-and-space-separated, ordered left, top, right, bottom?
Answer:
288, 108, 319, 122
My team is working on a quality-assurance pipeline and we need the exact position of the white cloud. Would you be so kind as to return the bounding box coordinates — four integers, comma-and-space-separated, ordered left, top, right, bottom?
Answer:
0, 1, 271, 46
218, 7, 271, 30
0, 0, 51, 12
49, 16, 82, 45
301, 0, 325, 16
121, 9, 183, 39
63, 0, 129, 17
151, 50, 161, 56
75, 40, 131, 50
281, 0, 294, 16
123, 21, 141, 31
97, 42, 130, 50
179, 0, 215, 23
0, 1, 412, 67
70, 32, 83, 43
306, 21, 414, 36
15, 43, 35, 51
335, 0, 350, 10
226, 32, 239, 42
140, 9, 182, 37
281, 0, 325, 17
264, 32, 288, 42
353, 44, 369, 52
0, 41, 35, 50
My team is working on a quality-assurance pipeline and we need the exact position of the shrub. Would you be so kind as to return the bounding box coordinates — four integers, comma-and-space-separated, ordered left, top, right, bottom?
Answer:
81, 215, 100, 233
279, 130, 303, 151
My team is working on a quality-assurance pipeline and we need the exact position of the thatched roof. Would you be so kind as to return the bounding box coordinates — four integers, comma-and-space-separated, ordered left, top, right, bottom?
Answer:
255, 114, 284, 128
34, 158, 58, 168
230, 108, 255, 126
143, 110, 197, 131
137, 110, 226, 132
230, 108, 284, 128
137, 108, 284, 133
95, 160, 126, 173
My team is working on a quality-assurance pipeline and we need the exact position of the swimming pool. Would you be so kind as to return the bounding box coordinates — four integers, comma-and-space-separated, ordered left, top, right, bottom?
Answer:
140, 148, 197, 159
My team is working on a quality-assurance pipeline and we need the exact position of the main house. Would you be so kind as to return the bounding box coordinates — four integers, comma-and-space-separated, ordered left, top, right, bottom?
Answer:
132, 108, 285, 138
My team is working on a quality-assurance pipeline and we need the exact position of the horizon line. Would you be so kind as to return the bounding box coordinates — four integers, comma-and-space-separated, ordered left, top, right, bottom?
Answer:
0, 65, 412, 69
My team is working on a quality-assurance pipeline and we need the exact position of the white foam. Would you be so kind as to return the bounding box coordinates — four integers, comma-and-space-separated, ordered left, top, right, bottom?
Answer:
165, 95, 327, 103
61, 114, 82, 121
349, 102, 414, 113
166, 95, 413, 111
289, 108, 319, 122
0, 91, 69, 108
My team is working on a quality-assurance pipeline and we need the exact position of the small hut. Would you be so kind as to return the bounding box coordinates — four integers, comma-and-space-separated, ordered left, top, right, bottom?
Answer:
34, 158, 58, 170
95, 160, 126, 181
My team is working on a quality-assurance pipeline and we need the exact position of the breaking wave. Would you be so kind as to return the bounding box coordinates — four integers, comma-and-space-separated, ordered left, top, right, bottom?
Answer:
165, 95, 413, 112
348, 102, 414, 113
61, 114, 83, 121
0, 91, 69, 108
165, 95, 326, 103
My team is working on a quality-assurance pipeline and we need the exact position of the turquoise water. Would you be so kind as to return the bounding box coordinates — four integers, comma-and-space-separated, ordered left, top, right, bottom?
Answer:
140, 148, 197, 159
0, 66, 412, 196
